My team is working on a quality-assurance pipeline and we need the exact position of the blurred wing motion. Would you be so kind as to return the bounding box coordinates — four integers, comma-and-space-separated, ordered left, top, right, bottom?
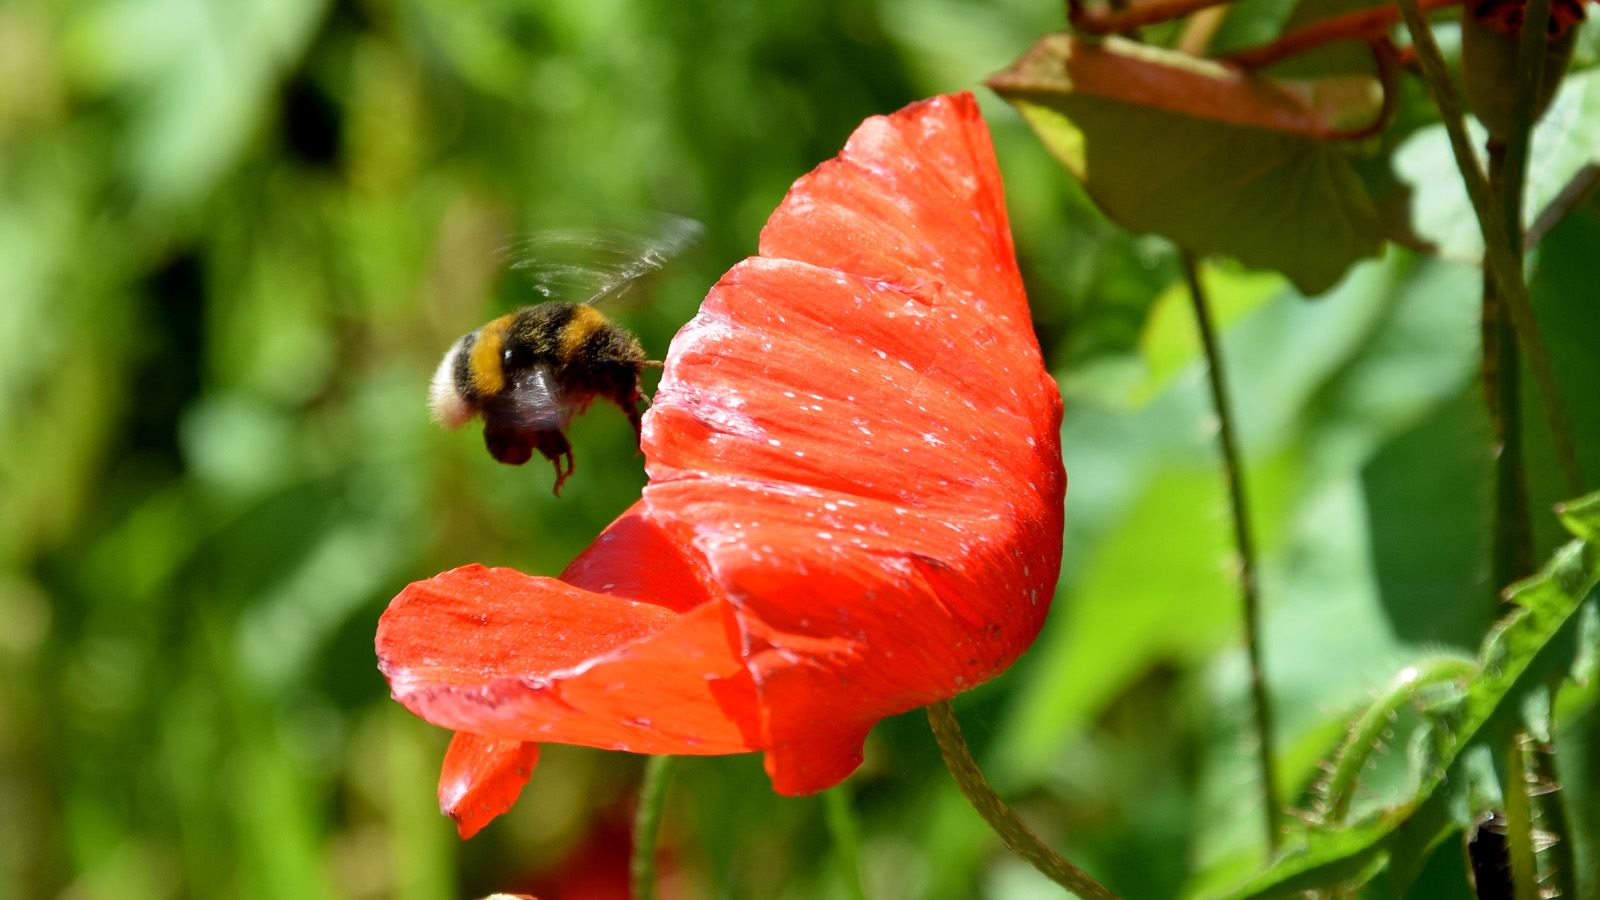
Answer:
431, 214, 693, 493
506, 212, 705, 307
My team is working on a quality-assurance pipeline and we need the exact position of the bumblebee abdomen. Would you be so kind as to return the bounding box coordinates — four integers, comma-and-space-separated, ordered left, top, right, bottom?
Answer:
556, 304, 613, 363
466, 313, 515, 395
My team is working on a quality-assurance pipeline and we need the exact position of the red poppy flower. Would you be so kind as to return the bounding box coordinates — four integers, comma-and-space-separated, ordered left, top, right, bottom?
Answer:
377, 91, 1065, 839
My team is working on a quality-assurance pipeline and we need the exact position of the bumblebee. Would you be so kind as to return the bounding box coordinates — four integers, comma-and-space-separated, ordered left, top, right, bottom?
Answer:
429, 302, 648, 495
429, 214, 700, 494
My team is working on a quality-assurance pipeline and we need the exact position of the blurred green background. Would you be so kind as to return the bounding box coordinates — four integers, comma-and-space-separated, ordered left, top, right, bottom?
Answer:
3, 0, 1598, 898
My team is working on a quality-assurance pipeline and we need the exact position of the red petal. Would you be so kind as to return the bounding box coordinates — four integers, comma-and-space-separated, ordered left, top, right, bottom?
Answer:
379, 92, 1063, 812
378, 505, 761, 756
643, 92, 1064, 793
439, 732, 540, 839
758, 94, 1025, 333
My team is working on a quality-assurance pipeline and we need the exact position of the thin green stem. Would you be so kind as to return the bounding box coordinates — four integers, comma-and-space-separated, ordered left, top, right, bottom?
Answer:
1504, 735, 1540, 900
1181, 253, 1280, 851
824, 785, 869, 900
631, 755, 675, 900
1396, 0, 1585, 497
1485, 0, 1549, 593
1485, 145, 1536, 591
926, 701, 1122, 900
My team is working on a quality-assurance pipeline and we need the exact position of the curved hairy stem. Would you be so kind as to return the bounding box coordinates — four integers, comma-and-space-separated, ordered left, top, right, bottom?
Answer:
1486, 145, 1537, 590
1319, 655, 1478, 823
1504, 735, 1540, 900
927, 701, 1122, 900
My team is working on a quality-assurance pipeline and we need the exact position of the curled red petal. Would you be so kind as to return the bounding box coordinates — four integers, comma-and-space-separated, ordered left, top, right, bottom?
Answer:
378, 505, 760, 754
643, 92, 1064, 793
440, 732, 540, 839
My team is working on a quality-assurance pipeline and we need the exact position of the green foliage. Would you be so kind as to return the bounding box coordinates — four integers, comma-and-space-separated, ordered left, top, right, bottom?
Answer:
3, 0, 1600, 897
1220, 497, 1600, 899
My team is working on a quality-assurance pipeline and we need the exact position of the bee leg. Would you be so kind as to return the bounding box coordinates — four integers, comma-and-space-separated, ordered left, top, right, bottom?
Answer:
532, 430, 574, 496
550, 454, 573, 497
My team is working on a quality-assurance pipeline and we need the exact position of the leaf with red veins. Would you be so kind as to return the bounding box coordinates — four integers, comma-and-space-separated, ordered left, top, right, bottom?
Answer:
439, 732, 541, 839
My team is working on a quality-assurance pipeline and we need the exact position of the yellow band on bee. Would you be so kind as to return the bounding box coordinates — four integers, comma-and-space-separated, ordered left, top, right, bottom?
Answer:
559, 305, 607, 363
470, 315, 514, 395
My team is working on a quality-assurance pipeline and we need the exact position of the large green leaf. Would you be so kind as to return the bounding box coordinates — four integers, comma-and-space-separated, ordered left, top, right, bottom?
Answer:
989, 34, 1386, 295
1213, 492, 1600, 899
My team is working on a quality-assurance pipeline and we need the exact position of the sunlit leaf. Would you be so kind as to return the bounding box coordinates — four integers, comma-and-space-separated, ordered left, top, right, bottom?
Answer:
1216, 494, 1600, 899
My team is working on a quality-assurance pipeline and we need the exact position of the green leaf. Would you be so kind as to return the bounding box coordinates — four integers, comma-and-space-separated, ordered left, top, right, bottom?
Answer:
1213, 494, 1600, 899
1558, 492, 1600, 543
989, 34, 1386, 295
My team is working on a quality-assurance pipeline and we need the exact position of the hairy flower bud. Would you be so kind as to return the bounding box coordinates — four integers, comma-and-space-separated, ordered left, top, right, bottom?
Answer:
1460, 0, 1582, 141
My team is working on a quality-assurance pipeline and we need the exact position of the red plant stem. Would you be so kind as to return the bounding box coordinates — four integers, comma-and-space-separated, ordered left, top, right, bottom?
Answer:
1318, 38, 1402, 142
1182, 253, 1281, 852
927, 701, 1123, 900
1072, 0, 1235, 35
1224, 0, 1460, 69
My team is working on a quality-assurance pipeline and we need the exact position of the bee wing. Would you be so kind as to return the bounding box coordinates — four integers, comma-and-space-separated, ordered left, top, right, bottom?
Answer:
498, 366, 572, 431
505, 213, 704, 308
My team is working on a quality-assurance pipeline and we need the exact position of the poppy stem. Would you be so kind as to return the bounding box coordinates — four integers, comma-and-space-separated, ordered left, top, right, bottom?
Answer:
1180, 253, 1281, 852
1396, 0, 1585, 498
631, 755, 675, 900
926, 700, 1122, 900
823, 785, 869, 900
1484, 143, 1535, 594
